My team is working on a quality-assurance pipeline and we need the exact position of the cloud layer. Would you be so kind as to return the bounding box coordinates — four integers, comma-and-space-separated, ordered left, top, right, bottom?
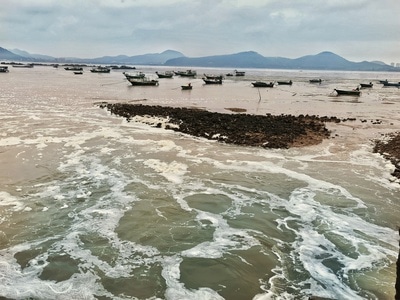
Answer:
1, 0, 399, 63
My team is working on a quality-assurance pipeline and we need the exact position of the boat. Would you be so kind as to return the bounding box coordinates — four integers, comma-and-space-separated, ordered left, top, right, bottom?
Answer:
252, 81, 274, 88
64, 66, 83, 71
124, 72, 145, 79
203, 78, 223, 84
174, 70, 197, 77
12, 63, 34, 68
277, 80, 292, 85
74, 71, 83, 75
309, 79, 322, 83
90, 66, 110, 73
334, 88, 361, 96
234, 70, 245, 76
0, 66, 9, 73
181, 83, 192, 90
127, 77, 159, 86
379, 80, 388, 84
155, 71, 174, 78
382, 81, 400, 87
204, 74, 224, 80
359, 82, 373, 88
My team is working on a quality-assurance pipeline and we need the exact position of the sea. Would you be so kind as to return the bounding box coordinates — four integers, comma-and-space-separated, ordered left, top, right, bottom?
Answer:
0, 65, 399, 300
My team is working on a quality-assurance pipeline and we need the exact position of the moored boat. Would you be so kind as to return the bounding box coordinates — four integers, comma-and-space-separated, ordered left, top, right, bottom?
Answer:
234, 70, 245, 76
174, 70, 197, 77
74, 71, 83, 75
0, 66, 9, 73
90, 66, 111, 73
359, 82, 373, 88
203, 78, 223, 84
64, 66, 83, 71
124, 72, 145, 79
12, 63, 34, 68
127, 77, 159, 86
252, 81, 274, 88
309, 79, 322, 83
334, 88, 361, 96
155, 71, 174, 78
181, 83, 192, 90
204, 74, 224, 80
277, 80, 292, 85
382, 81, 400, 87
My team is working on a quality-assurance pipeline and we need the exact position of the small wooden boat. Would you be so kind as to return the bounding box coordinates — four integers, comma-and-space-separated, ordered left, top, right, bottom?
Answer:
12, 63, 34, 68
127, 77, 159, 86
174, 70, 197, 77
309, 79, 322, 83
181, 83, 192, 90
74, 71, 83, 75
234, 70, 245, 76
124, 72, 145, 79
90, 67, 110, 73
64, 66, 83, 71
204, 74, 224, 80
383, 81, 400, 87
252, 81, 274, 88
0, 66, 9, 73
277, 80, 292, 85
203, 78, 223, 84
155, 71, 174, 78
359, 82, 373, 88
334, 88, 361, 96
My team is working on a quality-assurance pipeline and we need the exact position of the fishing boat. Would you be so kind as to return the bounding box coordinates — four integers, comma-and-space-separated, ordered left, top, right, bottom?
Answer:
277, 80, 292, 85
203, 78, 223, 84
359, 82, 373, 88
181, 83, 192, 90
309, 79, 322, 83
334, 88, 361, 96
124, 72, 145, 79
127, 77, 159, 86
252, 81, 274, 88
0, 66, 9, 73
174, 70, 197, 77
204, 74, 224, 80
155, 71, 174, 78
12, 63, 34, 68
64, 66, 83, 71
234, 70, 245, 76
90, 66, 110, 73
382, 81, 400, 87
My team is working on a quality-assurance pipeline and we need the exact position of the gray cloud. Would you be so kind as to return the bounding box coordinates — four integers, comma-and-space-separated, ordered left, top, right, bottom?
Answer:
1, 0, 399, 63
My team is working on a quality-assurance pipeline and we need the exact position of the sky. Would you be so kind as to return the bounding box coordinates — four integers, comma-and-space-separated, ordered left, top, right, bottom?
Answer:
1, 0, 399, 64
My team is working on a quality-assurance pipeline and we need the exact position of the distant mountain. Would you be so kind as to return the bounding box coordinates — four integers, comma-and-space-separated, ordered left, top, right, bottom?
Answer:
165, 51, 397, 71
0, 47, 28, 61
0, 46, 397, 71
11, 48, 55, 61
84, 50, 185, 65
165, 51, 292, 68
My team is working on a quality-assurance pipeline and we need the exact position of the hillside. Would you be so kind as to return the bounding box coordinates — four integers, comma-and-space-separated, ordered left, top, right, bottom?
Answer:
1, 46, 397, 71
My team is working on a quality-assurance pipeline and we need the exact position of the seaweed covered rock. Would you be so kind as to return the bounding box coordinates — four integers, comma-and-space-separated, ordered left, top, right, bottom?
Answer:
103, 103, 330, 149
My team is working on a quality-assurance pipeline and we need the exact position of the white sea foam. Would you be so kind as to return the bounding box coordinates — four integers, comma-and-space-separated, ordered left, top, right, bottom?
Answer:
0, 191, 24, 211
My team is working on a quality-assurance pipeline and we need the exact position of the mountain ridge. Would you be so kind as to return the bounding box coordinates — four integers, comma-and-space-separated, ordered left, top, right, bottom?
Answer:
1, 46, 397, 72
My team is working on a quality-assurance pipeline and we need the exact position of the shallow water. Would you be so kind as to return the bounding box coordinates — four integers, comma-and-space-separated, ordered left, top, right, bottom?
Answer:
0, 65, 399, 299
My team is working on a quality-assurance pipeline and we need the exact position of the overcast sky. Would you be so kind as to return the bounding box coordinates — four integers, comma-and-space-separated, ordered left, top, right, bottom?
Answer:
1, 0, 399, 63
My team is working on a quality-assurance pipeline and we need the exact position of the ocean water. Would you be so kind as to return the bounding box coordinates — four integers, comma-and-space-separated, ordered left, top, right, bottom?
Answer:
0, 65, 399, 300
